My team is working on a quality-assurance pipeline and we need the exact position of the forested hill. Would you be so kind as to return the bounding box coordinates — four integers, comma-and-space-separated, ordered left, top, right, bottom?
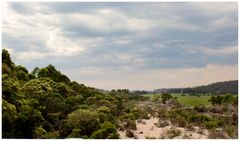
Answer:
154, 80, 238, 94
2, 49, 139, 139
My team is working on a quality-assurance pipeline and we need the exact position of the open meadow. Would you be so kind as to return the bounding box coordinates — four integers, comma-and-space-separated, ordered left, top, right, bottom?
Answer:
143, 93, 212, 107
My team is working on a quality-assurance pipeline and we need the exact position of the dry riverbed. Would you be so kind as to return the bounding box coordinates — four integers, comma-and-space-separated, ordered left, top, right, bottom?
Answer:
118, 117, 209, 139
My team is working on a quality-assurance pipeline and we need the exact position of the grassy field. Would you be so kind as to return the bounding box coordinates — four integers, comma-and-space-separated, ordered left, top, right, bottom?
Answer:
143, 93, 211, 107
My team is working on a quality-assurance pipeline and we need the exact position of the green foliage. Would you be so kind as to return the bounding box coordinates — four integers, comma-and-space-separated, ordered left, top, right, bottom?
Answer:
90, 122, 119, 139
33, 126, 47, 138
176, 116, 187, 127
2, 74, 20, 103
145, 135, 157, 139
2, 100, 17, 138
157, 108, 168, 119
161, 93, 173, 104
66, 109, 100, 136
15, 65, 29, 81
2, 63, 12, 76
225, 125, 237, 138
68, 129, 81, 138
152, 94, 161, 103
204, 119, 224, 130
194, 104, 208, 112
42, 93, 66, 113
22, 78, 55, 99
98, 106, 111, 114
188, 114, 210, 125
124, 119, 137, 130
166, 127, 181, 139
38, 64, 70, 83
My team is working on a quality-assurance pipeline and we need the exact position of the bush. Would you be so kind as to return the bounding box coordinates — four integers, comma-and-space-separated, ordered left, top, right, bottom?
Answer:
68, 129, 81, 138
210, 106, 223, 114
42, 131, 59, 139
156, 108, 168, 119
145, 135, 157, 139
225, 126, 237, 138
98, 106, 111, 114
121, 113, 136, 120
66, 109, 100, 137
126, 129, 134, 137
204, 121, 218, 129
166, 127, 181, 139
33, 126, 47, 138
188, 114, 210, 125
124, 119, 137, 130
90, 122, 119, 139
194, 105, 207, 113
176, 116, 187, 127
185, 124, 195, 131
155, 119, 169, 128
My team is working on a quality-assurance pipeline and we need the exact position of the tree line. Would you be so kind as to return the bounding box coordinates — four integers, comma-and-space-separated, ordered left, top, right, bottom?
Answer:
153, 80, 238, 95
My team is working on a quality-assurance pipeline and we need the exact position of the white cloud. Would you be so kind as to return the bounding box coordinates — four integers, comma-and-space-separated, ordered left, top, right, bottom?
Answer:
200, 46, 238, 55
46, 28, 84, 56
3, 3, 237, 90
61, 8, 158, 33
16, 51, 48, 60
3, 3, 106, 59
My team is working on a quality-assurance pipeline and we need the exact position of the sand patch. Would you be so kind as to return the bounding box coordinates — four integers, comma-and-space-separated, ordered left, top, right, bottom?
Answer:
118, 117, 209, 139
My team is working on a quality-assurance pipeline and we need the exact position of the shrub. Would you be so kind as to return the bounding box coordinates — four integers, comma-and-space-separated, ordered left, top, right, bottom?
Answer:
185, 124, 194, 131
166, 127, 181, 139
42, 131, 59, 139
90, 122, 119, 139
204, 121, 219, 129
155, 119, 170, 128
66, 109, 100, 136
176, 116, 187, 127
33, 126, 47, 139
124, 119, 137, 130
68, 129, 81, 138
225, 126, 237, 138
210, 106, 223, 114
121, 113, 136, 120
145, 135, 157, 139
194, 105, 207, 113
126, 129, 134, 137
188, 114, 210, 125
156, 108, 168, 119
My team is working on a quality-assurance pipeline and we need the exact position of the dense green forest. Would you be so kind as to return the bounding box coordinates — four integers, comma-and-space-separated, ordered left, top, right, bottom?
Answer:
2, 49, 149, 138
153, 80, 238, 94
2, 49, 238, 139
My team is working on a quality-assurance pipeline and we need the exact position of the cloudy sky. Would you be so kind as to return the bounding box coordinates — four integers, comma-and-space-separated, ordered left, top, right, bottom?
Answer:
2, 2, 238, 90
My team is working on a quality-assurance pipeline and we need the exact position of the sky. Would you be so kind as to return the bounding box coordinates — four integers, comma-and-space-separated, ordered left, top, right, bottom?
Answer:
2, 2, 238, 90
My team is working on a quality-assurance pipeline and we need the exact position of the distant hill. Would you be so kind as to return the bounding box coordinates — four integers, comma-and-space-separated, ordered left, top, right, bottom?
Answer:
153, 80, 238, 94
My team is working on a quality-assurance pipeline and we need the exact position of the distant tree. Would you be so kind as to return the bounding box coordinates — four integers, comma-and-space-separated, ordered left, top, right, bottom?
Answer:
2, 49, 14, 68
32, 67, 40, 78
161, 93, 173, 104
152, 94, 161, 103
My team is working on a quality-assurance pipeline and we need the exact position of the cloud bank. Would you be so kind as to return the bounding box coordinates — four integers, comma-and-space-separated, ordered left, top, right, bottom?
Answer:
2, 2, 238, 90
